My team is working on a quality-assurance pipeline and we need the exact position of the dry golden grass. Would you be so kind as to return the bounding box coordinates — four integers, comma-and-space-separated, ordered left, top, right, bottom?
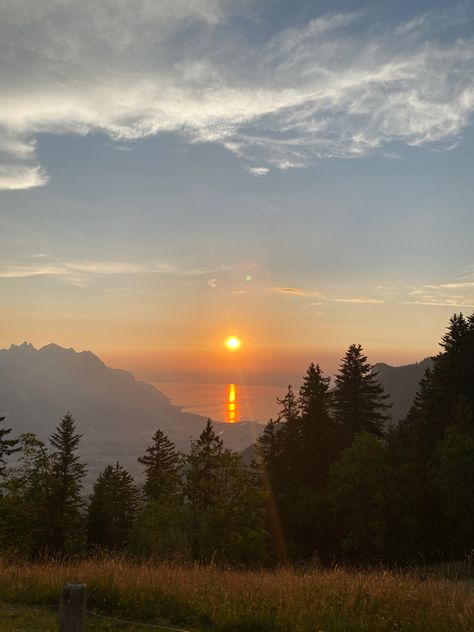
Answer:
0, 558, 471, 631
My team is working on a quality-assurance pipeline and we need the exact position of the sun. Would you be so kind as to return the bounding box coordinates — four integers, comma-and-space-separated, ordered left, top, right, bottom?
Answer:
225, 336, 241, 351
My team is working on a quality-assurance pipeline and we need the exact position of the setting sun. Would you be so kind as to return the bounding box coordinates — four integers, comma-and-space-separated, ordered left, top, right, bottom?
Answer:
225, 336, 241, 351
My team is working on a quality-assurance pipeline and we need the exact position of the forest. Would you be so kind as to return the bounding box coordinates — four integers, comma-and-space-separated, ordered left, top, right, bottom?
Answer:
0, 312, 473, 567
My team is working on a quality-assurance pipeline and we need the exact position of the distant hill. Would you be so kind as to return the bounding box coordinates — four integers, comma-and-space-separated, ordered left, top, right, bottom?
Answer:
0, 343, 262, 482
373, 357, 433, 423
237, 359, 433, 463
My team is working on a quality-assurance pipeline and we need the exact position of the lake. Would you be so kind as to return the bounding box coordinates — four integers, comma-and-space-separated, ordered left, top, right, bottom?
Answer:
153, 381, 284, 423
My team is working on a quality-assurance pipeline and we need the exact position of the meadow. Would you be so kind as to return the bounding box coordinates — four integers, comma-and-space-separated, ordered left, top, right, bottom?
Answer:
0, 558, 471, 632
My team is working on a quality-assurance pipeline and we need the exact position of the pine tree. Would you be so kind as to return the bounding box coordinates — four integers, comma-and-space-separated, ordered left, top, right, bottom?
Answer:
137, 429, 182, 502
275, 385, 302, 488
47, 412, 86, 554
88, 462, 138, 550
299, 363, 331, 419
333, 344, 391, 444
298, 363, 336, 480
184, 419, 266, 563
185, 419, 224, 528
255, 418, 286, 562
297, 363, 340, 558
277, 385, 300, 423
257, 387, 303, 559
418, 313, 474, 448
382, 313, 474, 561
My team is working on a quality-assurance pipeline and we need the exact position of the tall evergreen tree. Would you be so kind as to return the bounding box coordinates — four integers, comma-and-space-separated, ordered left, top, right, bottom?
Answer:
134, 430, 185, 559
137, 429, 182, 502
298, 363, 336, 482
333, 344, 391, 444
185, 420, 266, 564
255, 418, 288, 562
406, 313, 474, 454
46, 412, 86, 554
256, 387, 303, 559
390, 313, 474, 559
88, 462, 138, 550
297, 364, 340, 558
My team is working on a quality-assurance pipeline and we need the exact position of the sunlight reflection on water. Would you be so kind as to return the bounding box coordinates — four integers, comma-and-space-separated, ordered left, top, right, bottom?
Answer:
153, 382, 281, 423
226, 383, 238, 423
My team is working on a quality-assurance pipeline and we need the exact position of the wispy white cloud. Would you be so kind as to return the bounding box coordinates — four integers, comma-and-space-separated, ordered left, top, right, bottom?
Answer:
404, 273, 474, 308
271, 286, 384, 305
333, 297, 385, 304
271, 286, 323, 297
245, 166, 270, 176
423, 281, 474, 289
0, 164, 48, 190
0, 2, 473, 188
0, 258, 217, 286
403, 300, 474, 308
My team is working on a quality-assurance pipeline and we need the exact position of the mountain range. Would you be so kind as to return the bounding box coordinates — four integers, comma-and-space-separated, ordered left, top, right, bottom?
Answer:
0, 343, 432, 482
0, 343, 261, 482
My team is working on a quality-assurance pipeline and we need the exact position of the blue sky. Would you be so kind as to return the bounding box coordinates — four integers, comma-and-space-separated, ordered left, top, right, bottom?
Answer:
1, 0, 474, 378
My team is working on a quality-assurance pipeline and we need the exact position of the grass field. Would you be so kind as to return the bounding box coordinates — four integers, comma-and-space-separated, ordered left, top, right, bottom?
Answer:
0, 601, 168, 631
0, 558, 471, 632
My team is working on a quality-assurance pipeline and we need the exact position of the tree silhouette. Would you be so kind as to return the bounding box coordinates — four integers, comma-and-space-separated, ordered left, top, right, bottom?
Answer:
46, 412, 86, 554
138, 429, 182, 502
333, 344, 391, 443
88, 462, 138, 550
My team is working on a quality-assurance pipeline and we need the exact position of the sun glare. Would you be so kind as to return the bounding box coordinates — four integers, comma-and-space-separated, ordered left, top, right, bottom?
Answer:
225, 336, 241, 351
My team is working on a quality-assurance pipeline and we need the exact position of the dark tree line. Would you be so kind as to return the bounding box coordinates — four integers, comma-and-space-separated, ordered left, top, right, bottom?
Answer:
257, 315, 474, 563
0, 415, 266, 563
0, 312, 473, 565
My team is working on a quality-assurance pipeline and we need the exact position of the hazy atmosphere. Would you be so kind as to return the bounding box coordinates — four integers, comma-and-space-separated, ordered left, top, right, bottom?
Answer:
1, 3, 474, 631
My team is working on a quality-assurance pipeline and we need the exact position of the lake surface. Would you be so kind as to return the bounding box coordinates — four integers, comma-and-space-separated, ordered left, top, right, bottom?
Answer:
154, 381, 284, 423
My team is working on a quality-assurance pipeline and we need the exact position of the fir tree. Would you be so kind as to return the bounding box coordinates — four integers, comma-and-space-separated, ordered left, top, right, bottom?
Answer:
333, 344, 391, 443
298, 363, 336, 480
137, 429, 182, 502
184, 419, 266, 563
297, 363, 340, 558
275, 385, 302, 486
255, 418, 286, 562
47, 412, 86, 554
277, 385, 300, 423
88, 462, 138, 550
257, 387, 303, 559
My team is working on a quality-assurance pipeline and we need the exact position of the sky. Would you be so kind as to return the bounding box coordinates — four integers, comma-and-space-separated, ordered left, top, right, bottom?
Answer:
1, 0, 474, 385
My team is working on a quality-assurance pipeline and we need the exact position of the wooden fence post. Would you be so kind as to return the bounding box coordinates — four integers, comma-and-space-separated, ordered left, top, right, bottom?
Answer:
59, 583, 87, 632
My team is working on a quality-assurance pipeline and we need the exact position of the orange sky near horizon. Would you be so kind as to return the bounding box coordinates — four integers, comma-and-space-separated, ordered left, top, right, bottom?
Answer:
0, 272, 458, 385
1, 311, 445, 380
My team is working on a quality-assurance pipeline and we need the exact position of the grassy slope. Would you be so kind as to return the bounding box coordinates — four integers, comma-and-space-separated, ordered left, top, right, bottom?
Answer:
0, 601, 170, 631
0, 559, 471, 632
